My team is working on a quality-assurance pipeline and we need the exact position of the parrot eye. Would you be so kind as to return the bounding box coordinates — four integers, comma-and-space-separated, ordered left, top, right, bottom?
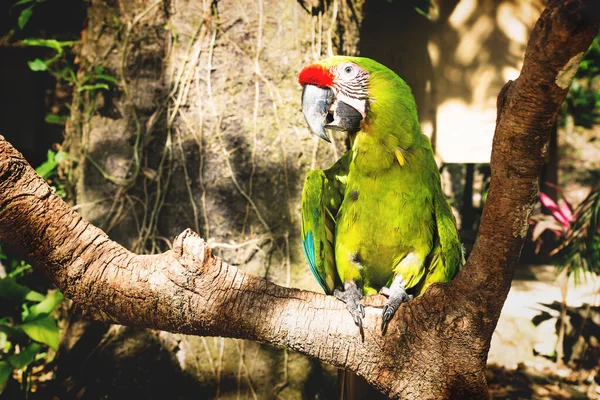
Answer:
339, 63, 360, 80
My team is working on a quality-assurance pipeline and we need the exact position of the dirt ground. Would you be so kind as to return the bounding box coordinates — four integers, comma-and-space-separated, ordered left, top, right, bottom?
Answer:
488, 265, 599, 399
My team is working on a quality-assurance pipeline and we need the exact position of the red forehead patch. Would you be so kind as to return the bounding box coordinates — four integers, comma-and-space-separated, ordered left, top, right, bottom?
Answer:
298, 65, 334, 88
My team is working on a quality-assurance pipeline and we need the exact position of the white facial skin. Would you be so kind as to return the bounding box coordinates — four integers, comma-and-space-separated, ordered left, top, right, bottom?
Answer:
329, 62, 368, 119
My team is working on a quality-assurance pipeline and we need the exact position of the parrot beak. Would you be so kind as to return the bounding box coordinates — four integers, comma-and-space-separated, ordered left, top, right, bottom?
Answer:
301, 84, 334, 142
327, 99, 364, 133
302, 84, 365, 142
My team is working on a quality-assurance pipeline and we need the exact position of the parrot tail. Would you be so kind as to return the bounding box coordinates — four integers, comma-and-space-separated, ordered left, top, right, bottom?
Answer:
337, 369, 387, 400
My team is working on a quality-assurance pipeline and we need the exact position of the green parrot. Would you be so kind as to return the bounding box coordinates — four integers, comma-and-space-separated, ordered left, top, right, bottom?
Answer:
299, 56, 463, 330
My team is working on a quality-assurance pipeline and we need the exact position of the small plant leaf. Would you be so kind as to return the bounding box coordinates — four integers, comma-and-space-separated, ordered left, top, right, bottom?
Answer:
17, 6, 33, 30
94, 73, 119, 85
0, 323, 28, 341
44, 114, 68, 124
25, 290, 46, 302
24, 290, 63, 322
20, 315, 60, 350
13, 0, 35, 6
21, 38, 77, 52
78, 83, 110, 92
540, 192, 571, 228
27, 58, 48, 71
35, 150, 61, 179
0, 278, 45, 304
558, 201, 574, 223
531, 216, 565, 242
8, 342, 41, 369
0, 361, 11, 390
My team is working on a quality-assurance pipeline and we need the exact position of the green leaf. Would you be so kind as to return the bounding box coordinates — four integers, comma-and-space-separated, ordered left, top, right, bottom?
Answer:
27, 58, 48, 71
55, 66, 76, 82
8, 342, 41, 369
414, 6, 431, 19
21, 304, 29, 321
8, 262, 34, 279
0, 323, 28, 341
44, 114, 68, 124
78, 83, 109, 92
25, 291, 45, 302
24, 290, 63, 322
34, 149, 66, 177
0, 361, 12, 389
18, 7, 33, 30
35, 150, 58, 179
20, 316, 60, 350
0, 278, 44, 304
21, 38, 77, 53
13, 0, 35, 6
34, 351, 48, 362
93, 73, 119, 85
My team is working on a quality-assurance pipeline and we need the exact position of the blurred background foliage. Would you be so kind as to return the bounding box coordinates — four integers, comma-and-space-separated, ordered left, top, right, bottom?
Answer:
0, 153, 65, 396
562, 35, 600, 128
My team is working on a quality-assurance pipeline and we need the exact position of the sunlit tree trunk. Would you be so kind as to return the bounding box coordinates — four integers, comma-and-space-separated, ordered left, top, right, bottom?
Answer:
60, 0, 363, 397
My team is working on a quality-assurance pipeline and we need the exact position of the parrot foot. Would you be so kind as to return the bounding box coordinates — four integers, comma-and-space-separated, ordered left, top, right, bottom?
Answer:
380, 283, 413, 331
334, 282, 365, 335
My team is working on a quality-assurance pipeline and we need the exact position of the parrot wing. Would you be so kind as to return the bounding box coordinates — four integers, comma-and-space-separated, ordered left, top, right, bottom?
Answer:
301, 153, 349, 294
420, 191, 464, 292
436, 191, 465, 275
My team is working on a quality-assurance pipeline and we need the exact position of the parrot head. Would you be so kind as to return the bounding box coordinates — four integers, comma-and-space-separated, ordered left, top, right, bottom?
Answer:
298, 56, 370, 142
298, 56, 418, 144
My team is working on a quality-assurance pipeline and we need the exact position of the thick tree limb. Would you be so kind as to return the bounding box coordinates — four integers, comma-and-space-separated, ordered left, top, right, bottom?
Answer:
0, 1, 597, 398
461, 0, 599, 324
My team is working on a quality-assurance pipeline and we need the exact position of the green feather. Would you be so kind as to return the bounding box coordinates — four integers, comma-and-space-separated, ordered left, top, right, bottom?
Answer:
300, 153, 349, 294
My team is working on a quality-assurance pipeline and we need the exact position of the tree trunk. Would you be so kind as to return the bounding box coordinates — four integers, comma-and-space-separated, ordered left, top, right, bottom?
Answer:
60, 0, 364, 397
0, 0, 597, 399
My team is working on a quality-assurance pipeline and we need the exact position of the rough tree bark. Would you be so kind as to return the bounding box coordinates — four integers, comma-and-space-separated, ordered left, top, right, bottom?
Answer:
0, 0, 598, 398
60, 0, 362, 397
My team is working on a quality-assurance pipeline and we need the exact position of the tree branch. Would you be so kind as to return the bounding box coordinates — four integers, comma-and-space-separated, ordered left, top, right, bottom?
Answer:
0, 0, 597, 398
459, 0, 599, 324
0, 137, 409, 393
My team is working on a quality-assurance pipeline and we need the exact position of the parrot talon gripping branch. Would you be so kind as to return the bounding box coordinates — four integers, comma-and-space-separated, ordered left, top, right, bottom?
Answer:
381, 279, 414, 331
333, 282, 366, 335
299, 57, 463, 332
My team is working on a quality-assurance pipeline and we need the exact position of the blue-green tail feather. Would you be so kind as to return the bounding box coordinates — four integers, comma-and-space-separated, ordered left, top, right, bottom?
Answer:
302, 231, 329, 293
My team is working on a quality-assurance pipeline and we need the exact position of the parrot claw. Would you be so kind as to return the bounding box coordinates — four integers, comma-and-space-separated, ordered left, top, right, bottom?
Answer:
334, 283, 365, 336
381, 286, 412, 331
353, 312, 362, 327
333, 288, 344, 299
